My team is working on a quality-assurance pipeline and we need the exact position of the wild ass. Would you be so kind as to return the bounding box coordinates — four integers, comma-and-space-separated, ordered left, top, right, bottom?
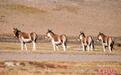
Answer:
97, 32, 114, 52
13, 28, 37, 51
79, 32, 94, 51
46, 29, 67, 51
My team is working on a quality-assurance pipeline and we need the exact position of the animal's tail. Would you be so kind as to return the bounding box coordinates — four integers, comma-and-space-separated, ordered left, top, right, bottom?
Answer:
64, 38, 67, 48
34, 34, 38, 43
89, 36, 95, 50
92, 39, 95, 50
62, 35, 67, 48
111, 41, 114, 49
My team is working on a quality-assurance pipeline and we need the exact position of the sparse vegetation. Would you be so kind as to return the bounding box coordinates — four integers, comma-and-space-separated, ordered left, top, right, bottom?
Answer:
0, 4, 47, 14
53, 5, 79, 13
0, 42, 121, 55
0, 61, 120, 75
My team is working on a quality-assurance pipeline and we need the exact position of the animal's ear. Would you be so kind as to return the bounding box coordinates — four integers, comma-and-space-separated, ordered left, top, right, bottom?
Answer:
48, 29, 50, 32
48, 29, 52, 32
13, 28, 16, 30
80, 31, 83, 33
99, 32, 102, 34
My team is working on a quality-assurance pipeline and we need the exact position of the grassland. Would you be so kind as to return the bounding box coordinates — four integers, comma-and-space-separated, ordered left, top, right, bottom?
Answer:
0, 37, 121, 75
0, 61, 121, 75
0, 4, 48, 14
0, 42, 121, 55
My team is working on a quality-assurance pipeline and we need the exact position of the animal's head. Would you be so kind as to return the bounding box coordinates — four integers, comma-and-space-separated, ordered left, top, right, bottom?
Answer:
45, 29, 54, 39
97, 32, 104, 41
79, 31, 85, 39
13, 28, 21, 38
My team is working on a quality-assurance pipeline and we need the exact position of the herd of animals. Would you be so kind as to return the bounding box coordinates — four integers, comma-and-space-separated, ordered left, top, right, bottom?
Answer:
13, 28, 114, 52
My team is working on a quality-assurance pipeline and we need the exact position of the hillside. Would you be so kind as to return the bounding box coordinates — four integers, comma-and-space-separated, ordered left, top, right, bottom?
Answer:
0, 0, 121, 36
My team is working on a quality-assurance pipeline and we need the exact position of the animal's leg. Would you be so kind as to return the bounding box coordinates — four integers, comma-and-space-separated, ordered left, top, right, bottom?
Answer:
63, 44, 66, 51
82, 45, 85, 51
32, 41, 36, 51
53, 44, 56, 51
56, 45, 59, 51
24, 43, 27, 51
87, 45, 90, 51
108, 45, 112, 52
102, 44, 106, 52
90, 44, 93, 51
21, 42, 24, 51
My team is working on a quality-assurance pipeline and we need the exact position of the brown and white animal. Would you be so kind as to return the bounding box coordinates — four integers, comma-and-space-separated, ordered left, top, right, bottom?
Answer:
79, 32, 94, 51
97, 32, 114, 52
13, 28, 38, 51
46, 29, 67, 51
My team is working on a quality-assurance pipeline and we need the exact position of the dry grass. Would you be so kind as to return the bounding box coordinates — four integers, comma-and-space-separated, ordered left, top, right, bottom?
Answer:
0, 61, 120, 75
53, 4, 79, 14
0, 41, 121, 75
0, 4, 48, 14
0, 42, 121, 55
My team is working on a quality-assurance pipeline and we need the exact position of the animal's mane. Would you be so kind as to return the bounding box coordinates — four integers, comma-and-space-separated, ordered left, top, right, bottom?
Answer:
80, 32, 85, 37
14, 28, 21, 38
48, 30, 55, 35
99, 33, 106, 37
17, 29, 21, 32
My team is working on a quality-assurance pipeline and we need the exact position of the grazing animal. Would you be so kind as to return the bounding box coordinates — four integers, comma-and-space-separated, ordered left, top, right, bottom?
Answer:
97, 32, 114, 52
13, 28, 38, 51
79, 32, 94, 51
46, 29, 67, 51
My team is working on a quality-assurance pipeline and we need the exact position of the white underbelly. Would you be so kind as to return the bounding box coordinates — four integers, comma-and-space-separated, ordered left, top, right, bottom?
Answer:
103, 43, 108, 46
53, 41, 61, 45
21, 37, 31, 42
55, 42, 61, 44
23, 39, 31, 42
